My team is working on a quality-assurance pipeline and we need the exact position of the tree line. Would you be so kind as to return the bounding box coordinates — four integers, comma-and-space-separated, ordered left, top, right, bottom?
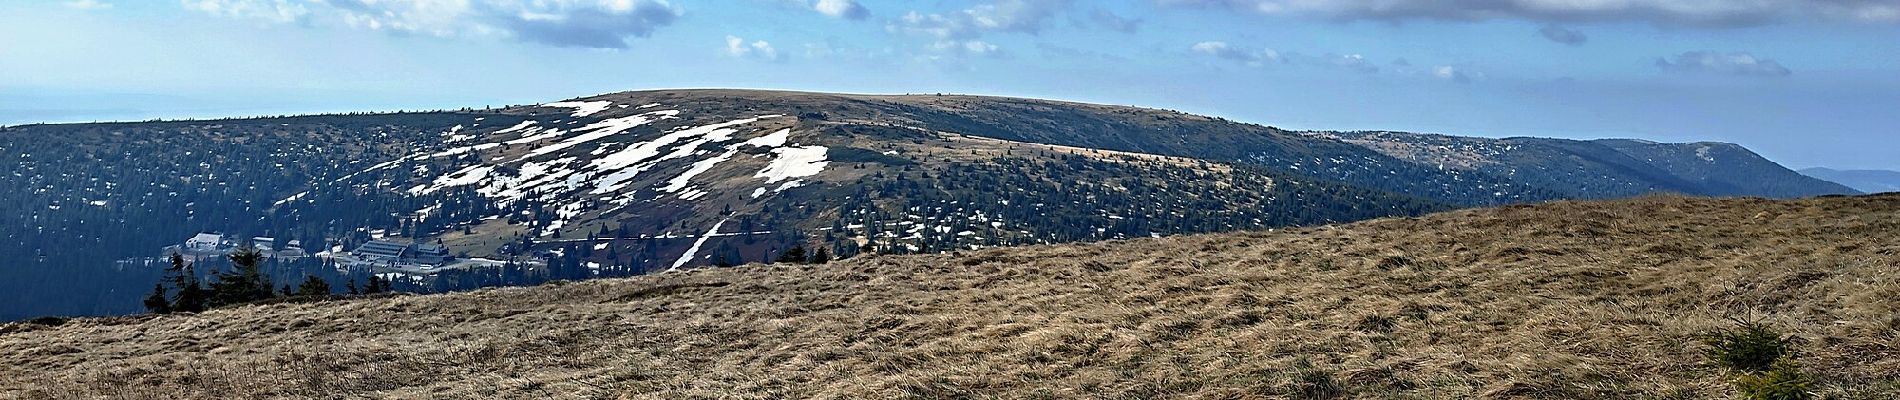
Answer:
142, 249, 393, 314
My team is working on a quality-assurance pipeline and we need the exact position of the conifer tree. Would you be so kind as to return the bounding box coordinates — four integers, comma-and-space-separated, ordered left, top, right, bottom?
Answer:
809, 247, 832, 264
296, 276, 332, 297
776, 245, 807, 264
208, 247, 274, 307
173, 272, 209, 313
363, 275, 389, 294
164, 253, 209, 313
142, 284, 172, 314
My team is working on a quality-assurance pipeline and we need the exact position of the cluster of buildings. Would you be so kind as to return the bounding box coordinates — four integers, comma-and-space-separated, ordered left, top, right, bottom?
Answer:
162, 233, 454, 271
347, 239, 452, 267
166, 232, 308, 259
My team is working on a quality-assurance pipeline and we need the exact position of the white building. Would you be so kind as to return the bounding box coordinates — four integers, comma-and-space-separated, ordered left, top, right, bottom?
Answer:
185, 233, 224, 251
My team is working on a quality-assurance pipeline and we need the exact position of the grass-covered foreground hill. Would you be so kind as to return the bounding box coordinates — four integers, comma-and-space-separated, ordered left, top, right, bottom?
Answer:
3, 194, 1897, 399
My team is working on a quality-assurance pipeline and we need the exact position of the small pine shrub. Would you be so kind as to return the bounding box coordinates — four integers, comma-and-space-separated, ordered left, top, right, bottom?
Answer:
1701, 320, 1798, 373
1732, 358, 1814, 400
25, 316, 67, 327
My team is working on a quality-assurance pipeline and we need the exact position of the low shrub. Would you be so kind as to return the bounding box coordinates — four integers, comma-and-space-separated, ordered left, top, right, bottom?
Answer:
1701, 319, 1798, 373
1732, 358, 1814, 400
1702, 319, 1815, 400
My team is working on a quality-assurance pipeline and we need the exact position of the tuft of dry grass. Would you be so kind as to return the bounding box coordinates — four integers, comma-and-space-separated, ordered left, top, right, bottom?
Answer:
3, 194, 1898, 399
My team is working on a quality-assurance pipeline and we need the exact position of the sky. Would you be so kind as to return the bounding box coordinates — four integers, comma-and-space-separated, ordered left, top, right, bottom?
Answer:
1, 0, 1896, 170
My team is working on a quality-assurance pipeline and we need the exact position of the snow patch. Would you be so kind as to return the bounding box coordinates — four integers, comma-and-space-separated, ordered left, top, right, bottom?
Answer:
661, 149, 738, 195
668, 219, 727, 272
755, 146, 829, 183
744, 129, 791, 147
518, 110, 679, 161
586, 115, 782, 203
494, 120, 539, 135
274, 191, 309, 206
774, 179, 805, 193
542, 101, 614, 117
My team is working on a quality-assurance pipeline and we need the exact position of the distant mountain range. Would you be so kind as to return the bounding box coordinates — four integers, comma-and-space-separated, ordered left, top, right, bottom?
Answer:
0, 89, 1857, 319
1800, 167, 1900, 194
1315, 131, 1857, 199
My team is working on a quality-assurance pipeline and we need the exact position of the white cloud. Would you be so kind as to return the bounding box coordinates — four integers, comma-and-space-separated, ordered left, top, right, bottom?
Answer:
1160, 0, 1900, 26
1316, 53, 1377, 73
181, 0, 310, 24
1196, 41, 1485, 79
885, 1, 1073, 59
813, 0, 869, 20
932, 40, 1002, 57
180, 0, 682, 49
1191, 41, 1280, 66
891, 0, 1072, 39
1433, 66, 1473, 83
1656, 51, 1793, 77
64, 0, 113, 10
725, 35, 784, 61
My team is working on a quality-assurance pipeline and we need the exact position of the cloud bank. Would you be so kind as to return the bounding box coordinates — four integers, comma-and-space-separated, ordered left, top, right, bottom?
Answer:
1656, 51, 1793, 77
182, 0, 683, 49
813, 0, 869, 20
1160, 0, 1900, 26
1191, 41, 1281, 66
891, 0, 1072, 39
725, 35, 784, 62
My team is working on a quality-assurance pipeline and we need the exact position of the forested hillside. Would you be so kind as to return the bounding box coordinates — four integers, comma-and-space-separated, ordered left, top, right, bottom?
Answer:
0, 89, 1844, 321
0, 113, 481, 320
1320, 131, 1857, 199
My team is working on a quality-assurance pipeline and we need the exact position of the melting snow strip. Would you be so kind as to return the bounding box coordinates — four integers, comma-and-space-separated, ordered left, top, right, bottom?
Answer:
515, 110, 680, 162
667, 219, 727, 272
493, 120, 538, 135
585, 114, 782, 202
541, 101, 615, 117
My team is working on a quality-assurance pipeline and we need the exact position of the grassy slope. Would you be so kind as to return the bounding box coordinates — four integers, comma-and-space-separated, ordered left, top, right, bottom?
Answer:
4, 194, 1898, 399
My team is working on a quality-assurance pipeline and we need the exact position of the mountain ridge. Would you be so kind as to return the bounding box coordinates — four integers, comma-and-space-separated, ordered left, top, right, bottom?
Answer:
1317, 129, 1854, 199
0, 88, 1850, 320
1801, 167, 1900, 194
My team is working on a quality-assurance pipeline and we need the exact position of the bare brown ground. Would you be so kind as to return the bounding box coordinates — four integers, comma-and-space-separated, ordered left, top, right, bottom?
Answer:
4, 194, 1898, 399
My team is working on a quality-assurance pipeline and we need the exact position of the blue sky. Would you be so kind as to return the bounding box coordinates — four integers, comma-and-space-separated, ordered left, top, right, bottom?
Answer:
2, 0, 1896, 170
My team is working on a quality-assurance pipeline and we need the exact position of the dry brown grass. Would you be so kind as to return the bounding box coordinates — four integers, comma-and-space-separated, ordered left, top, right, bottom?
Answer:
4, 194, 1899, 399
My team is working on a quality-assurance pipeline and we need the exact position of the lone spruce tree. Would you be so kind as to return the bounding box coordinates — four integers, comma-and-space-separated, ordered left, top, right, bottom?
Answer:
362, 275, 390, 294
164, 253, 209, 313
295, 276, 332, 297
776, 245, 808, 264
142, 283, 172, 314
208, 248, 274, 307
